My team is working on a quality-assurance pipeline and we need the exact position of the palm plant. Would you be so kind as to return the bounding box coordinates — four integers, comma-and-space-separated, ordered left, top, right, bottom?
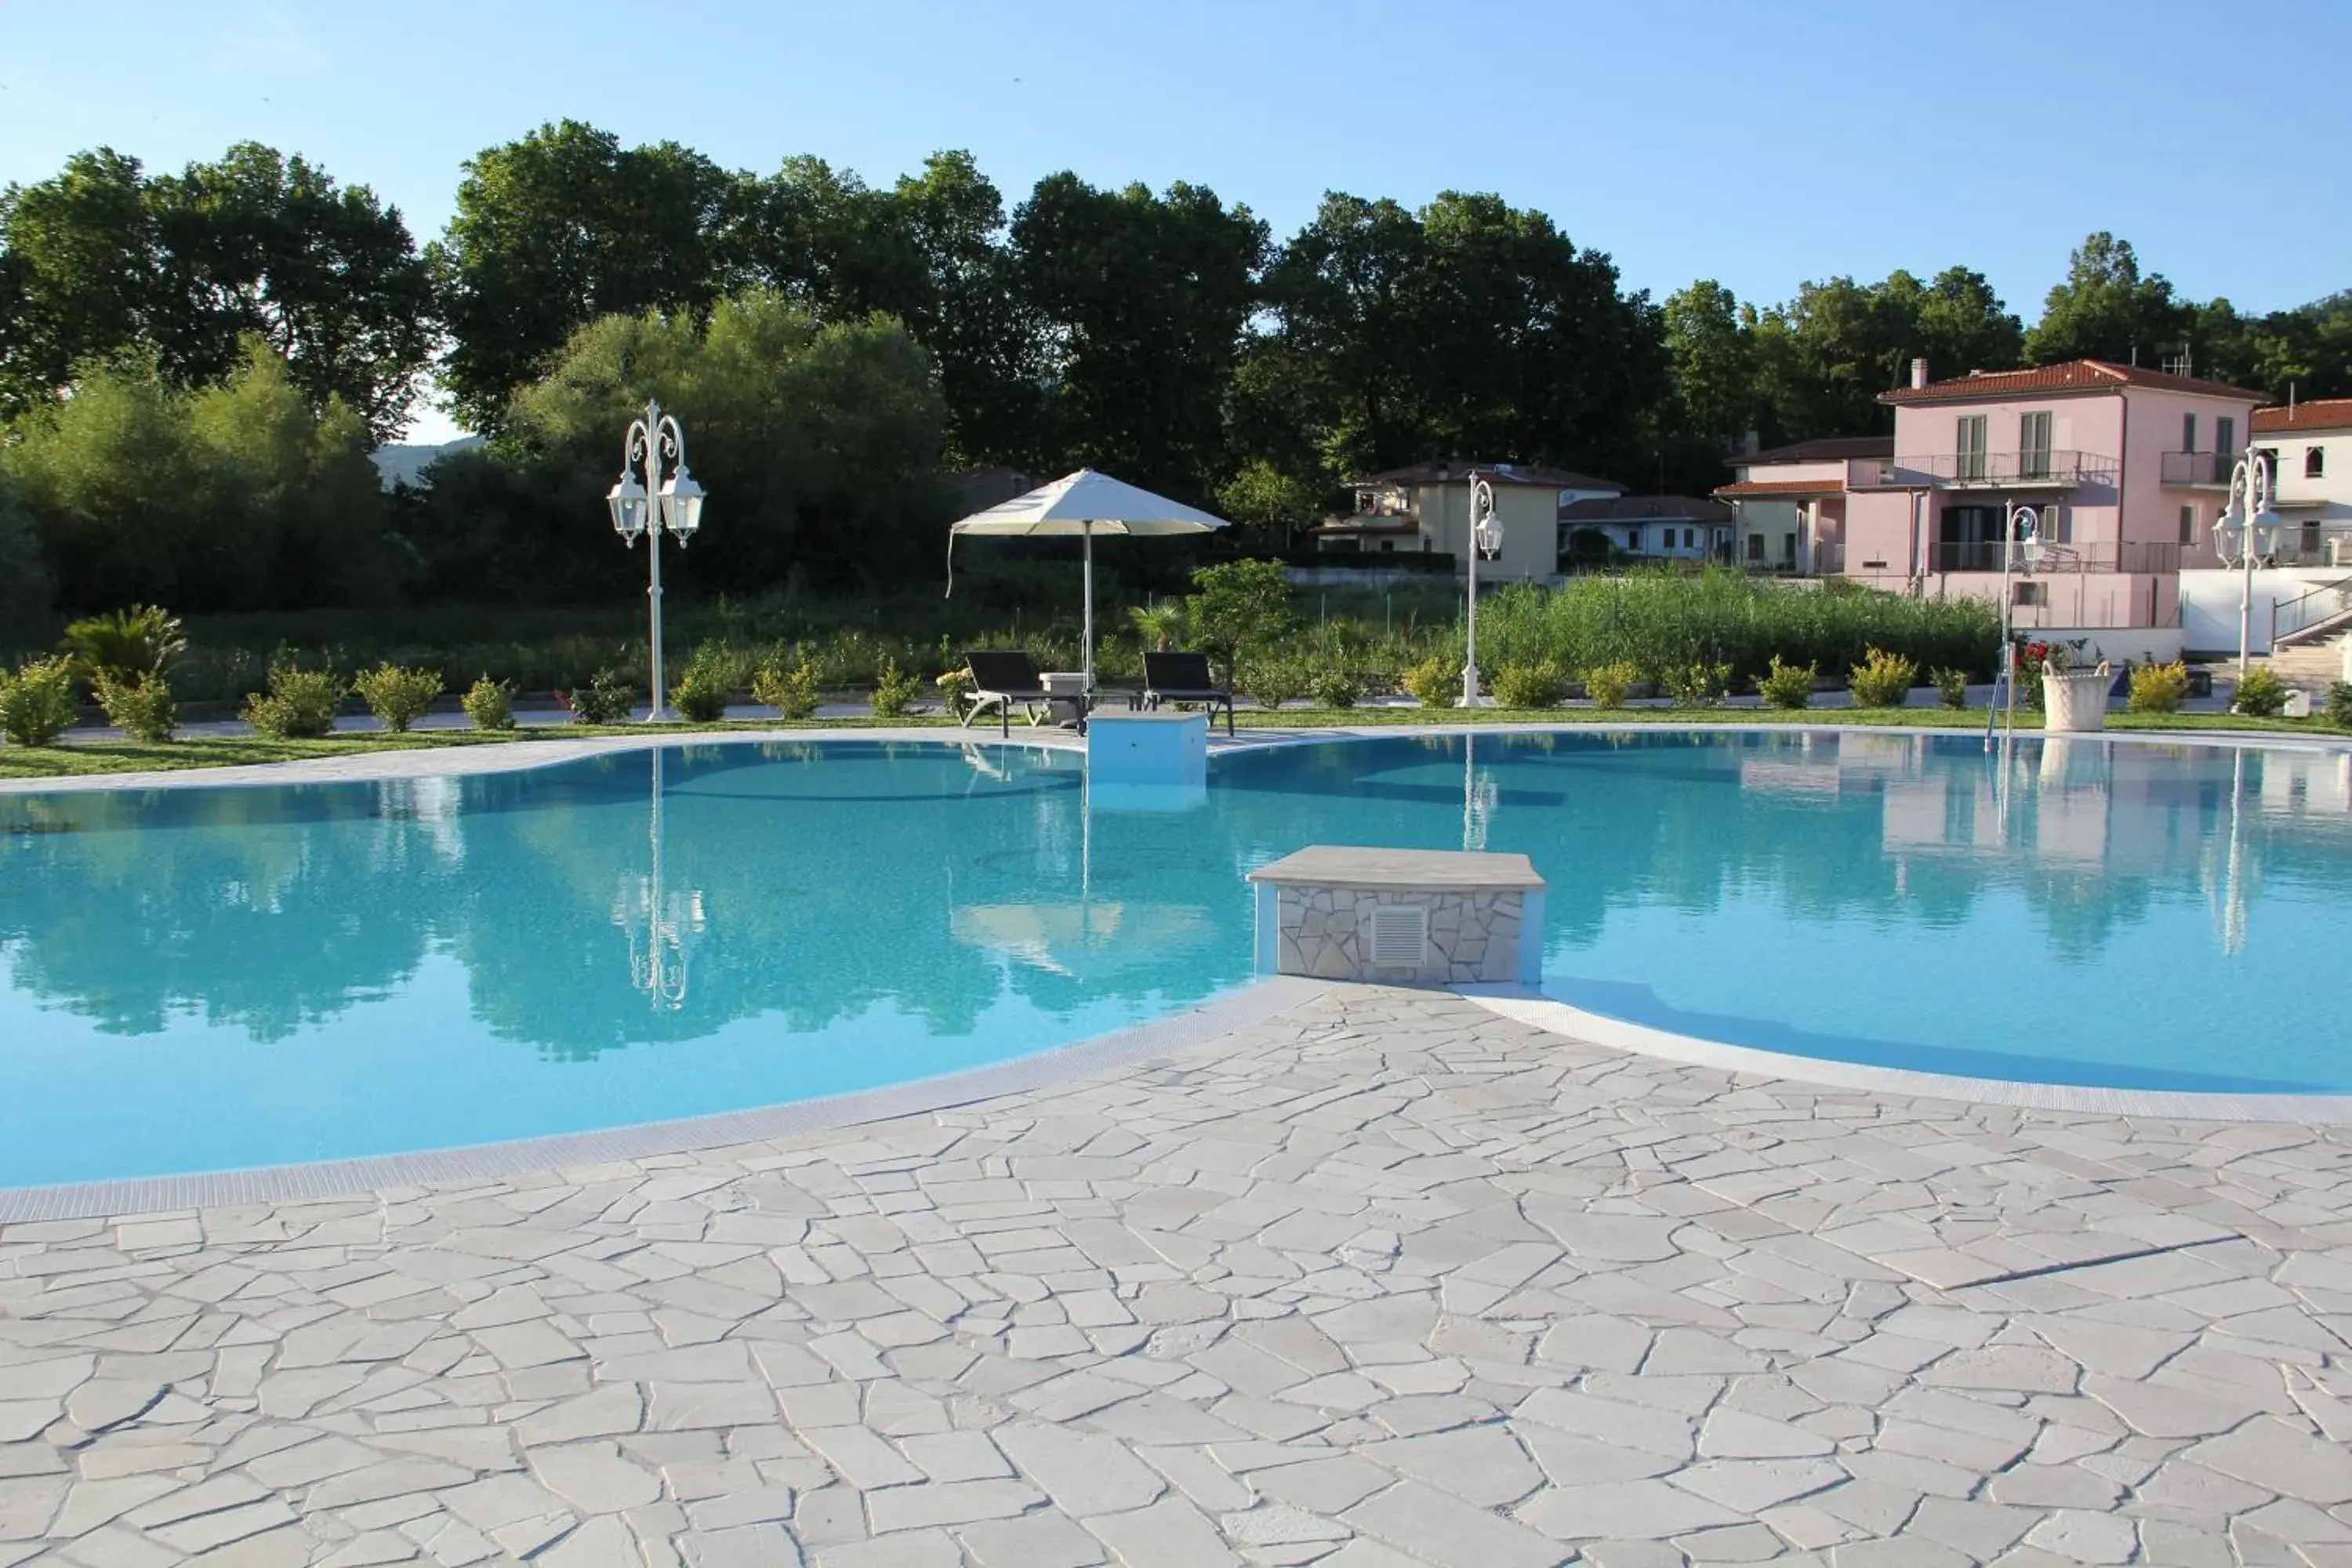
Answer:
63, 605, 187, 682
1127, 598, 1188, 652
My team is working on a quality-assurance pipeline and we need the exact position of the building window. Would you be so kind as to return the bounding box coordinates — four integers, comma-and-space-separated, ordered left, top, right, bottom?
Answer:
2310, 446, 2327, 479
2020, 412, 2052, 478
2013, 581, 2046, 607
1682, 528, 1695, 549
1625, 528, 1641, 550
2217, 416, 2235, 456
2183, 412, 2198, 454
1747, 534, 1764, 562
2179, 505, 2195, 546
1781, 532, 1797, 566
1957, 416, 1987, 480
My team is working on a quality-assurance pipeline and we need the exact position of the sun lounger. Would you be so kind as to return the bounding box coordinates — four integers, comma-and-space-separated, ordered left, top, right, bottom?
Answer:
1142, 652, 1236, 737
960, 650, 1055, 738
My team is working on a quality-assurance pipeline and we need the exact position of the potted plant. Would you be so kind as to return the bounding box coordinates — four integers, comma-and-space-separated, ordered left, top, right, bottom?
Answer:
2038, 644, 2112, 733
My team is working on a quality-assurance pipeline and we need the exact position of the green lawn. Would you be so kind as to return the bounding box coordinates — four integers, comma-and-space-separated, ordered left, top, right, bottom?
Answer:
6, 703, 2347, 782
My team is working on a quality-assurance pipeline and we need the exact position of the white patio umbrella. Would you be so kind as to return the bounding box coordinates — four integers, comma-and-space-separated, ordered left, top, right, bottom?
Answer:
946, 469, 1232, 700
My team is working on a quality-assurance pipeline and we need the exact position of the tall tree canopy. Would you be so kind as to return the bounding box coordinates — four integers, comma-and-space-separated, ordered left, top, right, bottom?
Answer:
2024, 233, 2189, 368
2, 339, 386, 610
432, 121, 742, 434
1007, 174, 1265, 500
408, 290, 948, 600
0, 143, 431, 437
1243, 190, 1663, 502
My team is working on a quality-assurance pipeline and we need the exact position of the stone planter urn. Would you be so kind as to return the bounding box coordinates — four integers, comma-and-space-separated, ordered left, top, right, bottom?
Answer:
2042, 662, 2113, 733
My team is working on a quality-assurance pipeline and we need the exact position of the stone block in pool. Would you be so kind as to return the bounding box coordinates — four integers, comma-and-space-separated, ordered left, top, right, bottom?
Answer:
1247, 845, 1546, 986
1087, 710, 1207, 789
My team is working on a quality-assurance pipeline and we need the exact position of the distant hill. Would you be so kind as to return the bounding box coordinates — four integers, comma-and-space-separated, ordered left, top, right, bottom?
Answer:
370, 436, 485, 490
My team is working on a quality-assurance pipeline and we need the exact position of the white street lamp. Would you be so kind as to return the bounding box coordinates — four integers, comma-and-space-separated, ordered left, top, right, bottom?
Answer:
2214, 448, 2281, 676
1461, 473, 1503, 707
608, 400, 707, 722
1987, 502, 2045, 750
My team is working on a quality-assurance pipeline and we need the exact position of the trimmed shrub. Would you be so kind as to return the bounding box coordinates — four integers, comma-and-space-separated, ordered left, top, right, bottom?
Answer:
0, 655, 81, 746
754, 657, 822, 720
461, 676, 517, 731
1930, 666, 1970, 709
2233, 665, 2289, 717
1661, 660, 1731, 709
352, 663, 444, 733
2325, 681, 2352, 730
1245, 656, 1308, 711
869, 657, 923, 720
564, 670, 634, 725
242, 665, 344, 739
1848, 647, 1918, 709
1491, 659, 1567, 710
93, 670, 177, 742
1310, 667, 1362, 710
1757, 656, 1817, 710
1583, 661, 1638, 709
2126, 660, 2190, 714
670, 647, 731, 724
1402, 655, 1461, 708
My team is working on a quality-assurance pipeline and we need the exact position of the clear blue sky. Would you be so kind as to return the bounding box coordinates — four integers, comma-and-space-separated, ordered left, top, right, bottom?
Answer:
8, 0, 2347, 441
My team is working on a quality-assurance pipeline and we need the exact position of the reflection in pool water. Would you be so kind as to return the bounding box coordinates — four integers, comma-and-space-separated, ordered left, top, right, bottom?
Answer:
2, 731, 2349, 1185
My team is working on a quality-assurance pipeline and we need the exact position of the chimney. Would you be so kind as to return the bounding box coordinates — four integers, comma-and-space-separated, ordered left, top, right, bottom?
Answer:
1909, 357, 1929, 389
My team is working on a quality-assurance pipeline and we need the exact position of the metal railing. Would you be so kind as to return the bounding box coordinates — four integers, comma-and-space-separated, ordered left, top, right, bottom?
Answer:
1929, 540, 2184, 574
2160, 450, 2238, 485
2271, 576, 2352, 648
1853, 450, 2118, 489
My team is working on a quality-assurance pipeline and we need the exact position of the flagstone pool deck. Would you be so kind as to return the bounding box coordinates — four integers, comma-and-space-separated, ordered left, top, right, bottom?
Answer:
5, 985, 2352, 1567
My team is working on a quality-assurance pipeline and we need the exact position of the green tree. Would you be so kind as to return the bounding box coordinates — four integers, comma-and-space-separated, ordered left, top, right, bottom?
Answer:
1751, 267, 2021, 438
3, 339, 386, 611
1662, 279, 1755, 453
1008, 174, 1266, 499
438, 289, 948, 596
432, 121, 744, 433
2024, 233, 2189, 367
1184, 557, 1294, 687
0, 485, 55, 650
0, 144, 430, 437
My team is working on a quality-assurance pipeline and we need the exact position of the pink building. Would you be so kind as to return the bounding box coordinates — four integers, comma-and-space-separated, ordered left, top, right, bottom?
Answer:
1720, 360, 2266, 641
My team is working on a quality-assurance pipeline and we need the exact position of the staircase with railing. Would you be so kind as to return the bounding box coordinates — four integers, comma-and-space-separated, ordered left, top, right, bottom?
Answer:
2271, 576, 2352, 649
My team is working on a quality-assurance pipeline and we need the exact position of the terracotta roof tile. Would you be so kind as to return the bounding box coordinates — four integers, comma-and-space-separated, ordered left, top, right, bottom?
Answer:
1881, 359, 2263, 405
1712, 477, 1850, 498
2254, 397, 2352, 433
1357, 461, 1625, 492
1731, 435, 1892, 466
1559, 495, 1734, 524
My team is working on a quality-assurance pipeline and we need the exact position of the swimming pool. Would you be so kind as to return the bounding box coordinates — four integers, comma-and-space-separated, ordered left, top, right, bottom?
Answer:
3, 730, 2349, 1186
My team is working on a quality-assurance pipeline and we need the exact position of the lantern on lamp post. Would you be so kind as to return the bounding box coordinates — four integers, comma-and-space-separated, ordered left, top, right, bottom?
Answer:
2213, 449, 2281, 677
606, 401, 707, 722
1461, 474, 1504, 707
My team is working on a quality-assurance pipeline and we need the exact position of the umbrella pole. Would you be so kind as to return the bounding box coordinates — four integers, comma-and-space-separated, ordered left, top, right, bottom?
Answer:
1081, 521, 1094, 716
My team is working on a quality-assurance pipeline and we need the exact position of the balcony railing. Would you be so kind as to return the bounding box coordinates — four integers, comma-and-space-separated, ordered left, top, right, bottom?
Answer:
2160, 450, 2238, 486
1929, 540, 2184, 575
1853, 450, 2118, 490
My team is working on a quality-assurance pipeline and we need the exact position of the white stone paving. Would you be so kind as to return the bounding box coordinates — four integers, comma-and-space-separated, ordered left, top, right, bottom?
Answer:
5, 985, 2352, 1566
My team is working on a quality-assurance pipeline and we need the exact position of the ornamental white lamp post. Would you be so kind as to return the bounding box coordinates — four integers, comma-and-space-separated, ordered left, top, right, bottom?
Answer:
1461, 473, 1504, 707
606, 400, 707, 722
1986, 502, 2045, 750
2213, 448, 2281, 676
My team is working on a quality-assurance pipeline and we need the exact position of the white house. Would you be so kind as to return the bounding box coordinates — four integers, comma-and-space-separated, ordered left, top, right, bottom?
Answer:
2253, 397, 2352, 566
1558, 495, 1737, 564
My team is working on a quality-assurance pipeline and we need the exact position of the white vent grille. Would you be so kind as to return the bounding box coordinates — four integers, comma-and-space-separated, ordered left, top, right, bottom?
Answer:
1366, 905, 1429, 967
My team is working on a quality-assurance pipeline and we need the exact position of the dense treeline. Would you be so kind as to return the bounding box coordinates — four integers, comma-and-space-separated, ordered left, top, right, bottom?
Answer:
4, 121, 2350, 634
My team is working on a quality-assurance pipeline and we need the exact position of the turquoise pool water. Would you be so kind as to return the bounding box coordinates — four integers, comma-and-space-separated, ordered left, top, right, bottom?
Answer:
3, 731, 2350, 1186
